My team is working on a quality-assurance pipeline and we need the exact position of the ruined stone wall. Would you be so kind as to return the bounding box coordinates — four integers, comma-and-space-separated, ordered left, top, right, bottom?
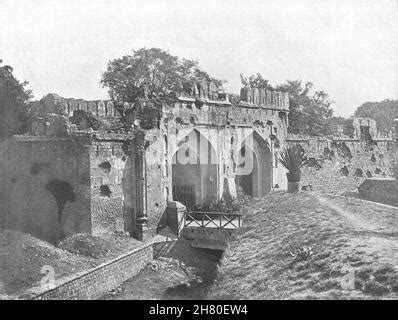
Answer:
171, 96, 289, 129
0, 134, 147, 243
1, 84, 290, 244
29, 94, 122, 137
89, 138, 134, 236
143, 129, 170, 236
0, 136, 92, 244
31, 94, 119, 119
287, 138, 395, 194
240, 87, 289, 108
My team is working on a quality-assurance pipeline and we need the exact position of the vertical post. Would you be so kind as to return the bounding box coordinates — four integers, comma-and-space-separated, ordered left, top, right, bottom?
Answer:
133, 132, 150, 241
166, 201, 186, 236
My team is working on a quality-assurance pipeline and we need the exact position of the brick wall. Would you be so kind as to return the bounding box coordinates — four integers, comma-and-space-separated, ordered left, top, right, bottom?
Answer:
89, 140, 134, 235
287, 138, 395, 194
0, 136, 92, 244
144, 129, 170, 236
0, 135, 145, 243
33, 244, 153, 300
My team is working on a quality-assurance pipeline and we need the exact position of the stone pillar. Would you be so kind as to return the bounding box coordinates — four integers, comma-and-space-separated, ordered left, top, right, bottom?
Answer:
166, 201, 186, 236
135, 217, 151, 241
131, 132, 151, 241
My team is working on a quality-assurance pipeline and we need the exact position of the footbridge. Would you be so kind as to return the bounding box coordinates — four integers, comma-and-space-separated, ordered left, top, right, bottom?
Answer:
166, 201, 243, 250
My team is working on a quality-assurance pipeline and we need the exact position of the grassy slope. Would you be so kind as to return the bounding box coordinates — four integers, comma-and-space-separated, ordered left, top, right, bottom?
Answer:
210, 192, 398, 299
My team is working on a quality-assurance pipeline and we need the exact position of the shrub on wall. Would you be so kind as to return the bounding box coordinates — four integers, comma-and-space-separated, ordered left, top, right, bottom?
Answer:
70, 110, 102, 130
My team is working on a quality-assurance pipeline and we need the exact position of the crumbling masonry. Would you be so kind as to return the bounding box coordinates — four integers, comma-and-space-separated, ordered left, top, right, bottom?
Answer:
1, 79, 398, 244
287, 118, 397, 194
0, 82, 290, 243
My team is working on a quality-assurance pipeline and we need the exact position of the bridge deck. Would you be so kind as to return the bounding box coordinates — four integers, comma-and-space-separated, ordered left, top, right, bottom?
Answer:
184, 211, 243, 229
185, 219, 242, 229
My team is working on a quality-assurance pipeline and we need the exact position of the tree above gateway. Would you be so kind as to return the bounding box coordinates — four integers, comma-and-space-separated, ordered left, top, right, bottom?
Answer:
101, 48, 225, 103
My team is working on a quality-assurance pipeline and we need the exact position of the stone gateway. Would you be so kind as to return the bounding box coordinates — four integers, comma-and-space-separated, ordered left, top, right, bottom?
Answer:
2, 78, 397, 244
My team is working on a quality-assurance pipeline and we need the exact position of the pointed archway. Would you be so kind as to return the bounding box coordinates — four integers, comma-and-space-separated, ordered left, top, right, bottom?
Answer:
235, 131, 272, 197
171, 129, 218, 210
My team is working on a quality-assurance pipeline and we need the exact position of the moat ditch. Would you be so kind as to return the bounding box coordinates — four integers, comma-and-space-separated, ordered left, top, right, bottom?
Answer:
103, 240, 223, 300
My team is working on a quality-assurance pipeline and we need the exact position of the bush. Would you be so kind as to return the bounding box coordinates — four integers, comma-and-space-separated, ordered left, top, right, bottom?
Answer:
69, 110, 102, 130
196, 188, 251, 213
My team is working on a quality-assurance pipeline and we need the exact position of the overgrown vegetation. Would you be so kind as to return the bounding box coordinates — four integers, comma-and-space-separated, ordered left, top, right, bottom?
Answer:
240, 74, 340, 136
101, 48, 224, 104
195, 188, 251, 213
354, 99, 398, 134
0, 59, 32, 138
69, 109, 102, 130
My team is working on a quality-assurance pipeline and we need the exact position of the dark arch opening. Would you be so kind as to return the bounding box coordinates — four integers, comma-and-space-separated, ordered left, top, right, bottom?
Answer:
171, 129, 218, 210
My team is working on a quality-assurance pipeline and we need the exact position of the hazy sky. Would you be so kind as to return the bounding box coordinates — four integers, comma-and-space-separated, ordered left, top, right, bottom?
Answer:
1, 0, 397, 117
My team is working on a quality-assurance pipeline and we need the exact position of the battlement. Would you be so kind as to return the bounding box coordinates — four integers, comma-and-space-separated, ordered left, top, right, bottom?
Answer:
240, 87, 289, 110
328, 117, 391, 141
29, 94, 123, 137
30, 93, 121, 118
28, 78, 291, 136
180, 79, 229, 103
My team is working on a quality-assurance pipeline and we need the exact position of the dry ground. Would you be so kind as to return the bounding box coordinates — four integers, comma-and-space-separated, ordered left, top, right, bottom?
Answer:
2, 192, 397, 300
103, 239, 222, 300
210, 192, 398, 300
0, 230, 143, 299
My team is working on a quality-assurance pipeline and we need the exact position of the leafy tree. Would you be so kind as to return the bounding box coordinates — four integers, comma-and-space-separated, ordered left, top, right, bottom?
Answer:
0, 59, 32, 138
354, 99, 398, 134
327, 116, 348, 126
239, 74, 335, 136
101, 48, 224, 103
275, 80, 334, 136
192, 68, 225, 89
240, 73, 273, 90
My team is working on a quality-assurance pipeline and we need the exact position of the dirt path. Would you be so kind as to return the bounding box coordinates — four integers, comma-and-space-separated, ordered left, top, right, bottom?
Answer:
316, 195, 398, 235
316, 195, 398, 267
316, 196, 390, 232
210, 192, 398, 299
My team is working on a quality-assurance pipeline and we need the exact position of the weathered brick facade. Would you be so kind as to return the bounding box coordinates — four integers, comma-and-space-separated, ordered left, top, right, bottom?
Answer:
0, 136, 92, 244
0, 80, 291, 243
2, 78, 398, 245
287, 118, 396, 194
